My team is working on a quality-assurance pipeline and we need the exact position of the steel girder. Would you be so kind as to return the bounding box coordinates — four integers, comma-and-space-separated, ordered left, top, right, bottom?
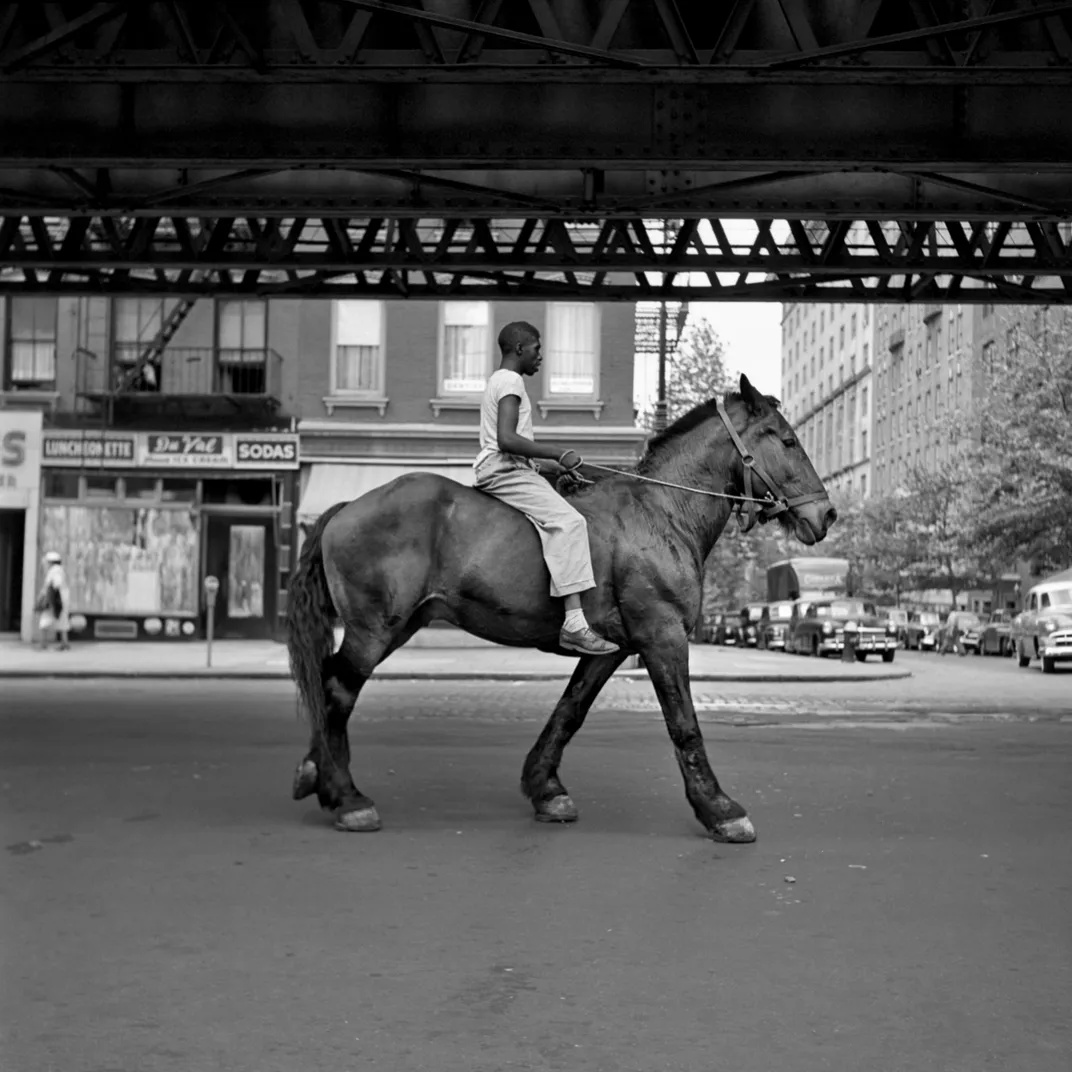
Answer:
1, 1, 1072, 299
1, 215, 1069, 302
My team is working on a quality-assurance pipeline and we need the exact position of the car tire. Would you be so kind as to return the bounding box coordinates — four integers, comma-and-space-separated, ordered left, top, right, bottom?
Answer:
855, 651, 867, 663
882, 651, 895, 664
1042, 655, 1056, 674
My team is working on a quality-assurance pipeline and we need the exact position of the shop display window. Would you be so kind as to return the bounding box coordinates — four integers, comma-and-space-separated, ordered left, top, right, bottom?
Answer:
40, 504, 198, 615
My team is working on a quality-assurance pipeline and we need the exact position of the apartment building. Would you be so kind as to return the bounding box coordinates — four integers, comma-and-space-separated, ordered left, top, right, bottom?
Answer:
0, 296, 642, 643
779, 301, 874, 499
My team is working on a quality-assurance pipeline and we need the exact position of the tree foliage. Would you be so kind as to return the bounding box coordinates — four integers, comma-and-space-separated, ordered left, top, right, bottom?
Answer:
964, 308, 1072, 574
664, 318, 734, 423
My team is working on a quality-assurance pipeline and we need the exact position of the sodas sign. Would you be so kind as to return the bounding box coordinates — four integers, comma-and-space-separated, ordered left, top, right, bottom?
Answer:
234, 435, 300, 470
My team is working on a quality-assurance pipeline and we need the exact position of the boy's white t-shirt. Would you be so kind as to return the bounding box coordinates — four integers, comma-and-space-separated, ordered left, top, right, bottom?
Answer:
475, 368, 538, 470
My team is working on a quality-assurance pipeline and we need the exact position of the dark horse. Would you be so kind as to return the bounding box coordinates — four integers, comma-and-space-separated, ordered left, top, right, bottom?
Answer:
287, 374, 835, 842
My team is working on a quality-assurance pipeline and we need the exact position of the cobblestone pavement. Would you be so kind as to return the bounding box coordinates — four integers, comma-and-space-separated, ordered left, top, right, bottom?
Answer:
3, 671, 1070, 1072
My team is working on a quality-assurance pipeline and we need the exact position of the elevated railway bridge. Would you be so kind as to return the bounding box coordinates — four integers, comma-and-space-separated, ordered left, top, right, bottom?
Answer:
0, 0, 1071, 305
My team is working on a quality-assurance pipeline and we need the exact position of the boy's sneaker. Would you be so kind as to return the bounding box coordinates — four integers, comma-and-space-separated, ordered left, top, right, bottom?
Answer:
559, 625, 620, 655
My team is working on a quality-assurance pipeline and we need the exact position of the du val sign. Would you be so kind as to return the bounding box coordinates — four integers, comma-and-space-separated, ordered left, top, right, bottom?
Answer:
138, 433, 232, 468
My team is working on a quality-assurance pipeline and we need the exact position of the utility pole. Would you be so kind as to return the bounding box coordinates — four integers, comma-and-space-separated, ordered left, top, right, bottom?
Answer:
654, 300, 670, 432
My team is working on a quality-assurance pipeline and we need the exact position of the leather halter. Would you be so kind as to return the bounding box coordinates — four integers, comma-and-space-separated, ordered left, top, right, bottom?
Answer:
716, 400, 830, 533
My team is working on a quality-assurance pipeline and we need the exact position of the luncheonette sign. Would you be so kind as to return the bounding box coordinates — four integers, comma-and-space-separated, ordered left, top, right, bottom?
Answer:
43, 433, 137, 466
43, 431, 300, 471
0, 411, 43, 506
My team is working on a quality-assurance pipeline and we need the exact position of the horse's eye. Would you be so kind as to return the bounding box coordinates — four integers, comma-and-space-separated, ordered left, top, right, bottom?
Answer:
782, 437, 796, 448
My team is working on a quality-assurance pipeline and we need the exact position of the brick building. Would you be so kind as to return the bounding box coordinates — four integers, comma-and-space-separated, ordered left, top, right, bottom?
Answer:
0, 296, 642, 643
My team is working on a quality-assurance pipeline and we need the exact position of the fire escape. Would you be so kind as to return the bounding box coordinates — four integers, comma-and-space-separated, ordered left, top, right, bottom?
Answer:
75, 295, 284, 429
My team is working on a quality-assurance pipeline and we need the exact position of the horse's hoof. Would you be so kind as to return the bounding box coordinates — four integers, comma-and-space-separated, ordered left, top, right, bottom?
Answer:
292, 759, 318, 800
334, 806, 382, 832
534, 795, 579, 823
712, 815, 756, 843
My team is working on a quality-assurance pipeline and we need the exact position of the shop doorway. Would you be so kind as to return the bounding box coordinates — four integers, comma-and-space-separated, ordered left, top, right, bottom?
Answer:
0, 509, 25, 633
204, 514, 276, 639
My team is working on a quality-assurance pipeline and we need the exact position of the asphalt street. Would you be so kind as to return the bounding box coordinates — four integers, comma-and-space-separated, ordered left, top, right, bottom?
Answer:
2, 650, 1070, 1072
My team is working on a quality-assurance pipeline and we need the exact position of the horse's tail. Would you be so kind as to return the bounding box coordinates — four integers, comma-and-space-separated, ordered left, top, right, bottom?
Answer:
286, 501, 348, 731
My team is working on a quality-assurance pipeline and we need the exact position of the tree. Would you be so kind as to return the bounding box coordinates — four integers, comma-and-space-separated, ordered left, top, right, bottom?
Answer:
964, 307, 1072, 574
857, 490, 927, 604
898, 458, 985, 607
641, 318, 733, 429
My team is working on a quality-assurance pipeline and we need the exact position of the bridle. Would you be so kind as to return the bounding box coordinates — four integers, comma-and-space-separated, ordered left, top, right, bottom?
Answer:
715, 401, 830, 533
561, 397, 829, 534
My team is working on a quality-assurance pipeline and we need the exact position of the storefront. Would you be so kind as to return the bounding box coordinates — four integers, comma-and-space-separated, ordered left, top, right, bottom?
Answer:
40, 429, 299, 641
0, 411, 43, 641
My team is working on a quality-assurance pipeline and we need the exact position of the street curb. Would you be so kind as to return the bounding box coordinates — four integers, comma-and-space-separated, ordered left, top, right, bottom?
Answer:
0, 669, 913, 683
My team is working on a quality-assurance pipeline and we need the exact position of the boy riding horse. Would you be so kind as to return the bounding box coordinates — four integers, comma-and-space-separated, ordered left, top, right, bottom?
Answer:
473, 321, 619, 656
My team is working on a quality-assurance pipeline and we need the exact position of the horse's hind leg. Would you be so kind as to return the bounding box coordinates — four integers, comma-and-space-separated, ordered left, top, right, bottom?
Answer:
293, 627, 410, 832
521, 652, 627, 822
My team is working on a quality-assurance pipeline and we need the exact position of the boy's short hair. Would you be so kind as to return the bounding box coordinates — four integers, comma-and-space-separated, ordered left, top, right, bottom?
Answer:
498, 321, 540, 354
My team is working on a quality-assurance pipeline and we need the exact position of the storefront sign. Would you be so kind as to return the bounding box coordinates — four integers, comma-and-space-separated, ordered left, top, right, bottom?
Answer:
0, 411, 43, 506
234, 434, 300, 470
138, 432, 233, 468
43, 432, 137, 466
42, 429, 299, 472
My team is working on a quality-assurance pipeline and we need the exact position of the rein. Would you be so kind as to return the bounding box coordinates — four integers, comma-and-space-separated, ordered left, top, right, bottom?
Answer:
560, 399, 828, 533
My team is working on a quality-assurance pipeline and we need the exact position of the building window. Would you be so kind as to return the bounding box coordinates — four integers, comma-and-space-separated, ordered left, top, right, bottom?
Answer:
861, 386, 868, 413
440, 301, 490, 393
861, 429, 868, 459
545, 302, 598, 395
7, 297, 58, 389
114, 298, 179, 366
860, 474, 867, 497
332, 300, 384, 395
839, 325, 845, 350
218, 300, 267, 360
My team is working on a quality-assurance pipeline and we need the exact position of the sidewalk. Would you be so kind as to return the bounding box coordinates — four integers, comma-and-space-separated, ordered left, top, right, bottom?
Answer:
0, 632, 910, 682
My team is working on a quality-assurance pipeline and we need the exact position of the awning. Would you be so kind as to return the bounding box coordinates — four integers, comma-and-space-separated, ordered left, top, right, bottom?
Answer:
298, 462, 474, 523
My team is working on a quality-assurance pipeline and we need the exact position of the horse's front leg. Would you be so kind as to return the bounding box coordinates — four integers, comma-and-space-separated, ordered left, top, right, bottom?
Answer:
641, 630, 756, 843
521, 651, 628, 822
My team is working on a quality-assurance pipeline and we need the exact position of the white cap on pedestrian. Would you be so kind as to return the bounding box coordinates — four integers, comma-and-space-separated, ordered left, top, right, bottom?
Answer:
45, 550, 61, 563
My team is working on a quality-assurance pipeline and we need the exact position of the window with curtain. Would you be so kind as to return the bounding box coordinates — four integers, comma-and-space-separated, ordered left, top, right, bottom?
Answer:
333, 300, 383, 393
440, 301, 490, 393
8, 297, 58, 388
546, 303, 597, 395
218, 300, 267, 364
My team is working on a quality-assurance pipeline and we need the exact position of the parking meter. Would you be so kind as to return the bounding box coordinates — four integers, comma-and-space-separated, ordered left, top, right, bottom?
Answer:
842, 618, 858, 664
204, 575, 220, 667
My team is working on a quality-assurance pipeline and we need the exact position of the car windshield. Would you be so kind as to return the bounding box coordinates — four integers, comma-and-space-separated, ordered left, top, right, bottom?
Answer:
771, 603, 793, 619
746, 605, 765, 619
1046, 587, 1072, 606
960, 614, 982, 627
819, 601, 873, 618
920, 613, 940, 626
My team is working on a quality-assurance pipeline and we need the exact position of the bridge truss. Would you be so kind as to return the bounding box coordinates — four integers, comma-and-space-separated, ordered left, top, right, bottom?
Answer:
1, 0, 1071, 302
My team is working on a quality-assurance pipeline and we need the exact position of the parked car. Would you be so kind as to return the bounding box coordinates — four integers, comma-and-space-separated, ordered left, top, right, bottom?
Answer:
701, 611, 737, 645
788, 598, 897, 661
939, 611, 984, 654
903, 611, 942, 651
878, 607, 909, 643
758, 601, 794, 650
975, 609, 1015, 656
737, 603, 767, 647
1012, 570, 1072, 674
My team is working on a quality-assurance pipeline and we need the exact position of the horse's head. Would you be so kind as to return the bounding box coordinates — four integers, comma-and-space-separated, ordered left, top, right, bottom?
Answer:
728, 373, 837, 545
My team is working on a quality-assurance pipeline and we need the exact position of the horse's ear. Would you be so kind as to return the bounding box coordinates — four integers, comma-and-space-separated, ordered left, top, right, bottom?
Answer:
738, 373, 770, 415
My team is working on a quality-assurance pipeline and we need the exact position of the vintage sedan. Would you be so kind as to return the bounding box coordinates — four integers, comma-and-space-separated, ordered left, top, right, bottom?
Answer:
757, 601, 794, 650
939, 611, 983, 654
1012, 570, 1072, 674
737, 602, 767, 647
904, 610, 943, 651
788, 598, 898, 661
974, 610, 1014, 656
700, 611, 737, 646
878, 606, 909, 643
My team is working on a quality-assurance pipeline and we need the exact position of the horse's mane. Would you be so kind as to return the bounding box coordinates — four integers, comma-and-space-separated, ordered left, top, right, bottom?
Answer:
636, 391, 781, 473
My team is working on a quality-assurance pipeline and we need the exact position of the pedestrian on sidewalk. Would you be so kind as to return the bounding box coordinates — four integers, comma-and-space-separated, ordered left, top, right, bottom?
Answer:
472, 320, 618, 656
940, 610, 967, 657
36, 550, 70, 651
